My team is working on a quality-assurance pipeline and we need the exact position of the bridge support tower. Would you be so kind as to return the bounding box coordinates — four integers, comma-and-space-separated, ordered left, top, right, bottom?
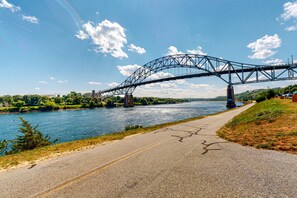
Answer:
226, 84, 236, 108
124, 93, 134, 108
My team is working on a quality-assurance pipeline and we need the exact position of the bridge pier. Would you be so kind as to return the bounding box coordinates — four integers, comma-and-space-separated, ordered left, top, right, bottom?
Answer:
124, 94, 134, 108
226, 84, 236, 108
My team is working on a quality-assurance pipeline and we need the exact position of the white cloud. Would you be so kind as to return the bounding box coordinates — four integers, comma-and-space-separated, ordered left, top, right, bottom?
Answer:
35, 87, 40, 90
247, 34, 282, 59
144, 83, 177, 88
75, 30, 89, 40
149, 71, 174, 80
108, 82, 119, 87
128, 44, 146, 54
263, 58, 284, 65
76, 20, 128, 58
167, 45, 207, 56
57, 80, 68, 84
49, 76, 55, 80
117, 64, 174, 80
186, 46, 207, 55
38, 81, 48, 84
285, 24, 297, 31
176, 79, 187, 84
190, 83, 210, 88
117, 64, 142, 76
166, 46, 183, 55
87, 81, 101, 85
281, 1, 297, 21
280, 1, 297, 31
0, 0, 20, 12
22, 15, 38, 24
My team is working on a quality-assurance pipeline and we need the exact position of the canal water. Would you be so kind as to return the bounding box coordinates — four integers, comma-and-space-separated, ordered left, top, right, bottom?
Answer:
0, 101, 240, 143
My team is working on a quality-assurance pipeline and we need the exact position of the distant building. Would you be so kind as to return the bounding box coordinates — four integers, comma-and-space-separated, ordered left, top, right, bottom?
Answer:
92, 90, 95, 99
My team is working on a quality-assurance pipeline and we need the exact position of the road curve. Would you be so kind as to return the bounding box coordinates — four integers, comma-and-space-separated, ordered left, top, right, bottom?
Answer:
1, 103, 297, 197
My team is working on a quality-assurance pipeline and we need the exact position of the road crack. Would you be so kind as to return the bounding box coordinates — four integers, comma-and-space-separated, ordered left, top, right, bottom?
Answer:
170, 128, 204, 143
201, 140, 228, 154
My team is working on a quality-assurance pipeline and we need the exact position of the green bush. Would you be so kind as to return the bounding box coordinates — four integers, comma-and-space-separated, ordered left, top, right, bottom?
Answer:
256, 89, 276, 103
6, 117, 57, 154
0, 140, 7, 155
13, 100, 25, 108
125, 125, 143, 131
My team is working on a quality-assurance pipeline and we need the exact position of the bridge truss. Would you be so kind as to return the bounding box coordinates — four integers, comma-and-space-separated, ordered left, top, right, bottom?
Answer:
99, 54, 297, 96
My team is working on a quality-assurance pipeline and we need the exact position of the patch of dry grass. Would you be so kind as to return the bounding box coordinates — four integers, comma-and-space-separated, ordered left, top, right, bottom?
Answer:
218, 99, 297, 154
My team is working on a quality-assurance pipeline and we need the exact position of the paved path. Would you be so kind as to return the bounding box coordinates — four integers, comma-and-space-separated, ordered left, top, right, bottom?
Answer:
1, 103, 297, 197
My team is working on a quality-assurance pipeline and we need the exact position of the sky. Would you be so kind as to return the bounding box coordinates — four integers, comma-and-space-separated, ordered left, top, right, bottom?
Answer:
1, 0, 297, 98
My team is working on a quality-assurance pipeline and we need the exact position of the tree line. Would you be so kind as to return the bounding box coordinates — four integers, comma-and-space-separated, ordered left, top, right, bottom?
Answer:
0, 92, 189, 113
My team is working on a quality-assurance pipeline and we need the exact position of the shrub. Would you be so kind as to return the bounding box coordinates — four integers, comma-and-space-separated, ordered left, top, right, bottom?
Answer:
0, 140, 7, 155
7, 117, 57, 154
125, 125, 143, 131
39, 101, 57, 111
105, 99, 116, 108
13, 100, 25, 108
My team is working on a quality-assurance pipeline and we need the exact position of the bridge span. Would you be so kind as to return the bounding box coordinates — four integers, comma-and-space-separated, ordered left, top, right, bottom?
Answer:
98, 54, 297, 108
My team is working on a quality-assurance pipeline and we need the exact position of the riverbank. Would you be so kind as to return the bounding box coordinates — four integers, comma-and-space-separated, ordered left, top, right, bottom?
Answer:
0, 105, 239, 170
0, 116, 205, 169
218, 98, 297, 154
0, 101, 191, 115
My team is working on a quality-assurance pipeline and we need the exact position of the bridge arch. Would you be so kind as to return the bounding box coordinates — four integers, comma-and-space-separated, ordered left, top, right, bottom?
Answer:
99, 54, 297, 107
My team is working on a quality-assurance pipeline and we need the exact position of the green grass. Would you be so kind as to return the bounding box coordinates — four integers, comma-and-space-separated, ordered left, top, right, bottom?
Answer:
218, 98, 297, 154
226, 99, 283, 128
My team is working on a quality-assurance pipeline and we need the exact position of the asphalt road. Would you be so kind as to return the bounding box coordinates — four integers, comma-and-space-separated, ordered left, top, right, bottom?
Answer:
1, 103, 297, 197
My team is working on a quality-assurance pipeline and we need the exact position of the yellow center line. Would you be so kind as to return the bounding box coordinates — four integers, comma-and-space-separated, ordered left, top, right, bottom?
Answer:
31, 136, 174, 198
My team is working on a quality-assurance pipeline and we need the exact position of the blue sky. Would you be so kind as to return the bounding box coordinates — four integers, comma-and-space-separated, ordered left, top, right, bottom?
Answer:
1, 0, 297, 98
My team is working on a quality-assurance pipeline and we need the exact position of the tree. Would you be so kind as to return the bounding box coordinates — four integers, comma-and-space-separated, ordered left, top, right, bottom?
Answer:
13, 100, 25, 108
0, 140, 7, 155
40, 101, 57, 111
8, 117, 55, 154
105, 99, 116, 108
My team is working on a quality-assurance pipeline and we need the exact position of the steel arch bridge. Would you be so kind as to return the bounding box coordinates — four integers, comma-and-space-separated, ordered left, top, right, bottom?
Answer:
98, 54, 297, 107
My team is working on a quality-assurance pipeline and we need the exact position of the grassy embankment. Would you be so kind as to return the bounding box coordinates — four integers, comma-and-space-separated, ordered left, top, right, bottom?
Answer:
0, 115, 211, 169
218, 98, 297, 154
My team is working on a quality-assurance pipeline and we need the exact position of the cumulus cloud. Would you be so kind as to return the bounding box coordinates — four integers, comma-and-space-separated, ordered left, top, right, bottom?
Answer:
186, 46, 207, 55
22, 15, 38, 24
128, 44, 146, 54
247, 34, 281, 59
76, 20, 128, 58
167, 45, 207, 56
87, 81, 101, 85
38, 81, 48, 84
280, 1, 297, 31
285, 24, 297, 31
149, 71, 174, 80
117, 64, 142, 76
75, 30, 89, 40
108, 82, 119, 87
281, 1, 297, 21
0, 0, 20, 12
117, 64, 174, 80
264, 58, 285, 65
166, 46, 183, 55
